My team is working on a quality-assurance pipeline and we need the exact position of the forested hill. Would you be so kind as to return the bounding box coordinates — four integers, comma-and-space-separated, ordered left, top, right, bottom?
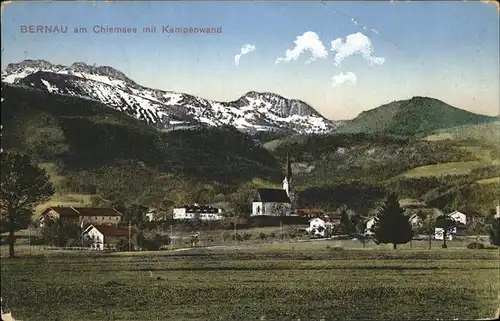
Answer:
1, 84, 282, 185
337, 96, 497, 136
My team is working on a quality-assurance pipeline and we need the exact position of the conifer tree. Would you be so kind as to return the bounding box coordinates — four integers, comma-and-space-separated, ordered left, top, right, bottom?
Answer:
371, 193, 413, 249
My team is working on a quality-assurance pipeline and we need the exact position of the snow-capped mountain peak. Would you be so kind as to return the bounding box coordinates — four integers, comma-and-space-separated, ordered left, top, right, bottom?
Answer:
1, 59, 340, 134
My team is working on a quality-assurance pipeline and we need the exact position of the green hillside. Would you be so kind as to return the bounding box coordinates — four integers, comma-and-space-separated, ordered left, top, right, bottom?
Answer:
425, 120, 500, 146
270, 132, 499, 216
337, 96, 497, 136
272, 133, 479, 186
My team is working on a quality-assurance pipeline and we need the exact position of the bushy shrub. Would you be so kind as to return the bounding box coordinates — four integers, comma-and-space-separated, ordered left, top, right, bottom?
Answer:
258, 232, 267, 240
104, 280, 121, 287
115, 237, 130, 252
467, 242, 485, 249
241, 233, 252, 241
223, 232, 231, 242
142, 234, 171, 250
285, 228, 300, 239
29, 236, 46, 245
224, 232, 252, 242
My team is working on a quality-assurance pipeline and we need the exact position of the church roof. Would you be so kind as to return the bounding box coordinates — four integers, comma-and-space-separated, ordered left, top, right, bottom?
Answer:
256, 188, 291, 203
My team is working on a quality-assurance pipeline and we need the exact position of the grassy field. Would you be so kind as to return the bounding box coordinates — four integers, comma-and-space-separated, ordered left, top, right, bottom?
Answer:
399, 161, 487, 178
477, 177, 500, 185
424, 121, 500, 146
1, 240, 499, 321
410, 131, 499, 179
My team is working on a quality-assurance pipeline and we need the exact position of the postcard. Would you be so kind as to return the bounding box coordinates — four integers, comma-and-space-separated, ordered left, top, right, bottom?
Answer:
1, 1, 499, 320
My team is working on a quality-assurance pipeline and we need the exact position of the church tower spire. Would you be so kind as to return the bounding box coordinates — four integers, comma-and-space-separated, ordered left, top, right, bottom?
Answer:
283, 150, 296, 208
286, 151, 292, 181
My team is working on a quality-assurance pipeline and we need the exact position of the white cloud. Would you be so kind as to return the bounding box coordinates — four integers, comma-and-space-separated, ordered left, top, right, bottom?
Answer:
275, 31, 328, 64
234, 44, 256, 66
330, 32, 385, 66
332, 71, 357, 87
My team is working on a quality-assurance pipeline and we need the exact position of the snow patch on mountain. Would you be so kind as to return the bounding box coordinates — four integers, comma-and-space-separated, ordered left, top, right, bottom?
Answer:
1, 59, 340, 134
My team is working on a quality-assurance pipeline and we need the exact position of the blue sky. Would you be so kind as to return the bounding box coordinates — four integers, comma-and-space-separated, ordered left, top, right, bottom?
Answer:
1, 0, 499, 120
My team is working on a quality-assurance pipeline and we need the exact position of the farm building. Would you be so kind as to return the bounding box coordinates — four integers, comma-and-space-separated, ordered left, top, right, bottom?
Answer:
39, 206, 122, 228
464, 211, 486, 224
324, 214, 342, 225
296, 208, 324, 218
406, 208, 444, 227
83, 224, 135, 250
173, 204, 224, 221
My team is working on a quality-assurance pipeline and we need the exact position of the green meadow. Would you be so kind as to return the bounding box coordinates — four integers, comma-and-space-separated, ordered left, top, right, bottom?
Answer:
1, 241, 498, 321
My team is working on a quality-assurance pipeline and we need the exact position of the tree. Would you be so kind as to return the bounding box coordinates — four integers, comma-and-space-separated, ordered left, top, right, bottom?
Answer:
190, 233, 199, 247
435, 214, 457, 248
115, 237, 130, 252
355, 217, 369, 248
466, 220, 487, 236
41, 219, 82, 247
371, 193, 413, 249
122, 204, 148, 230
415, 210, 437, 250
228, 182, 256, 218
338, 208, 352, 235
488, 218, 500, 246
338, 206, 358, 235
0, 152, 54, 257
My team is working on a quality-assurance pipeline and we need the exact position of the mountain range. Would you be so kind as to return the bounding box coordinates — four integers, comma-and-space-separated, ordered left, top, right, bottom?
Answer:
1, 60, 339, 134
2, 59, 497, 137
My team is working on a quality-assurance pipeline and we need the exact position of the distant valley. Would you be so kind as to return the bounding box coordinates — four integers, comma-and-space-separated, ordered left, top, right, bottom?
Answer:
1, 60, 498, 219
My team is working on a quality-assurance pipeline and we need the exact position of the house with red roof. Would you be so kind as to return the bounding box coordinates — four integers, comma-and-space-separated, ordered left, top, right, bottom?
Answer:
83, 224, 135, 250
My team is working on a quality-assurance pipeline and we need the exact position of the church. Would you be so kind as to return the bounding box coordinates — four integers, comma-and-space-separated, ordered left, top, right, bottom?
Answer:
251, 153, 296, 216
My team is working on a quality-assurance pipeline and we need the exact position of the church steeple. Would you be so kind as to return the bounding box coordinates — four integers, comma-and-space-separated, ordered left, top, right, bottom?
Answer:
286, 151, 292, 181
283, 150, 295, 207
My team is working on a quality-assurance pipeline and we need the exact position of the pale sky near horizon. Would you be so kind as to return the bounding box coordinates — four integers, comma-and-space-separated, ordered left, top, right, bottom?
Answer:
1, 1, 499, 120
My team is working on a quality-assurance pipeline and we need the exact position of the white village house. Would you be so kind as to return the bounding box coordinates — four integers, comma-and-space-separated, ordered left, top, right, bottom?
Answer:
434, 227, 456, 241
409, 214, 422, 227
251, 153, 295, 216
145, 209, 156, 222
173, 204, 224, 221
306, 218, 329, 237
365, 217, 376, 235
306, 215, 342, 238
449, 210, 467, 226
434, 210, 466, 240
